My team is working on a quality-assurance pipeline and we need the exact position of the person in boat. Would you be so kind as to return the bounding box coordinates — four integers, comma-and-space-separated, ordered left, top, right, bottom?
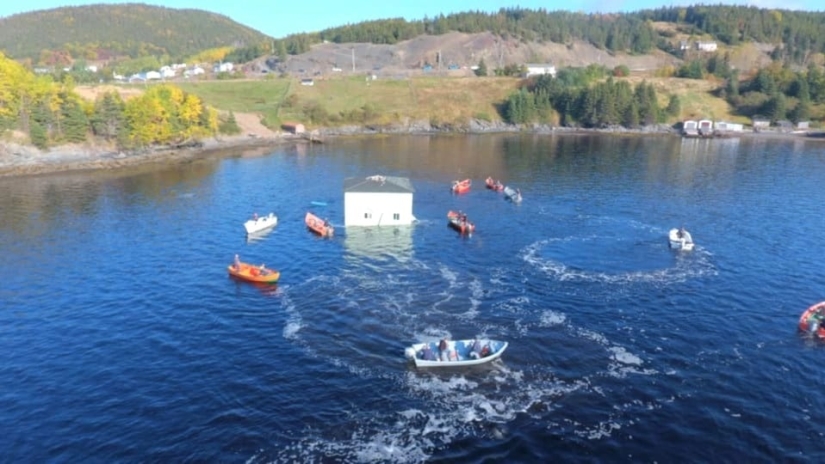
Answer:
678, 226, 686, 239
438, 339, 456, 361
419, 345, 437, 361
233, 254, 241, 271
258, 264, 270, 276
469, 340, 483, 359
253, 212, 258, 221
480, 344, 492, 357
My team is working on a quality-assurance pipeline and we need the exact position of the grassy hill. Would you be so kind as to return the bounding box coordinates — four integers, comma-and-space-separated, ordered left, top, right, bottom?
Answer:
0, 3, 272, 63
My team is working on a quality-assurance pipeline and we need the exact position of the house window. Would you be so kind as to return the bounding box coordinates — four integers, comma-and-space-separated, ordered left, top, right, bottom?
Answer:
393, 213, 400, 220
364, 213, 372, 219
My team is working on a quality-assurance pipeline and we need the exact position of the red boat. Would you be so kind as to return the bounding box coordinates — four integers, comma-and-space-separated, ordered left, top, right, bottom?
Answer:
447, 210, 475, 235
485, 176, 504, 191
799, 301, 825, 338
451, 178, 471, 194
305, 211, 334, 237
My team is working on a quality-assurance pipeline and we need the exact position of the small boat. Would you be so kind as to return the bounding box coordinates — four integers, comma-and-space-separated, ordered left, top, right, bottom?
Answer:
451, 178, 471, 194
243, 212, 278, 234
305, 211, 334, 237
799, 301, 825, 339
447, 210, 475, 235
503, 186, 522, 203
485, 176, 504, 191
668, 227, 694, 251
404, 338, 508, 368
311, 201, 328, 207
228, 259, 280, 284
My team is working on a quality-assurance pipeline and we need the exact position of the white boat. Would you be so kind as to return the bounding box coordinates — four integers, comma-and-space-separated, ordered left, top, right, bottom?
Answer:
404, 339, 508, 368
668, 227, 694, 251
503, 186, 522, 203
244, 213, 278, 234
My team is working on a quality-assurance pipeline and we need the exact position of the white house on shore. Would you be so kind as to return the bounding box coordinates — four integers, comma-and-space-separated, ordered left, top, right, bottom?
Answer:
525, 63, 557, 78
344, 175, 415, 227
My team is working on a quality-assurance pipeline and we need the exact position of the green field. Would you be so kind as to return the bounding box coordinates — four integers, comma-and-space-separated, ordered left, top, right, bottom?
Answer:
175, 76, 521, 129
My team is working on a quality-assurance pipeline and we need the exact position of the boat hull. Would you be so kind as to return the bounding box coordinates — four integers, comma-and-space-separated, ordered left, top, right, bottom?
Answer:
799, 301, 825, 338
668, 228, 694, 251
305, 211, 334, 237
451, 179, 471, 194
503, 186, 522, 203
447, 210, 474, 235
243, 213, 278, 234
485, 177, 504, 191
228, 262, 280, 283
405, 339, 508, 367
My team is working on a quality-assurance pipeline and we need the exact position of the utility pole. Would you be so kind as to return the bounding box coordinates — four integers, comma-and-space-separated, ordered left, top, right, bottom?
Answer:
351, 47, 355, 72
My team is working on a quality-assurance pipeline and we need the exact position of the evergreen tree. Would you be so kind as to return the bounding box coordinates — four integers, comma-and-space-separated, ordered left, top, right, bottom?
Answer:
29, 121, 48, 149
60, 97, 88, 143
218, 111, 242, 135
666, 94, 681, 117
475, 58, 487, 77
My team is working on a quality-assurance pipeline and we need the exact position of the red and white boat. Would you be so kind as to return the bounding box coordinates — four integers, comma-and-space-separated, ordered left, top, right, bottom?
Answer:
485, 176, 504, 191
799, 301, 825, 338
447, 210, 475, 235
451, 178, 471, 194
305, 211, 334, 237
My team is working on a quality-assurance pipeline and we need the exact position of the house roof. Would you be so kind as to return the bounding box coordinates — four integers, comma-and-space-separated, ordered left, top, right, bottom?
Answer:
344, 175, 414, 193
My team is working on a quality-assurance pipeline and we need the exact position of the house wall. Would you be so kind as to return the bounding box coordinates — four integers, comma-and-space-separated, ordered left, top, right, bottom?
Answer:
344, 192, 414, 226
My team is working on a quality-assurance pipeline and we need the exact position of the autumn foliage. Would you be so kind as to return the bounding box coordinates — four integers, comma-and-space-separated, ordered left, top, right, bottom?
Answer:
0, 52, 219, 150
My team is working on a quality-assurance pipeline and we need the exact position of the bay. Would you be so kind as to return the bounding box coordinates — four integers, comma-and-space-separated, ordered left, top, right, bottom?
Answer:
1, 133, 824, 462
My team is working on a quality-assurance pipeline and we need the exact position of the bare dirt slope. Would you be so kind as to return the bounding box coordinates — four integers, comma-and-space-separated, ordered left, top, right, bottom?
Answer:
267, 32, 686, 77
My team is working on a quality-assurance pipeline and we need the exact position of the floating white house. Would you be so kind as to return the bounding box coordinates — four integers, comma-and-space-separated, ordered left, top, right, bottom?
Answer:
344, 175, 415, 227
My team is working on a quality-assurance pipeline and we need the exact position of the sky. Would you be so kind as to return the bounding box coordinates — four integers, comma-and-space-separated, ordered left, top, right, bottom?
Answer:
0, 0, 822, 38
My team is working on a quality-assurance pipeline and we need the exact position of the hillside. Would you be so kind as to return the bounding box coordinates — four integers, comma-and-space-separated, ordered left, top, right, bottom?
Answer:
0, 3, 272, 63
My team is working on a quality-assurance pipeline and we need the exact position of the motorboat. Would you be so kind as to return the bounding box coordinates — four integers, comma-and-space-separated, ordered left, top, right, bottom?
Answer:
306, 211, 334, 237
405, 338, 508, 368
243, 212, 278, 234
668, 227, 694, 251
799, 301, 825, 339
503, 186, 522, 203
447, 210, 475, 235
451, 178, 471, 194
228, 258, 280, 284
485, 176, 504, 191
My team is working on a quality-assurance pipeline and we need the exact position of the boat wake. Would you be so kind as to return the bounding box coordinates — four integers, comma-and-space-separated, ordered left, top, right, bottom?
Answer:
266, 253, 673, 463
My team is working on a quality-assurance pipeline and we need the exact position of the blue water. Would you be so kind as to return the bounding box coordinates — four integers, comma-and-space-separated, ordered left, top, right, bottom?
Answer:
1, 134, 825, 462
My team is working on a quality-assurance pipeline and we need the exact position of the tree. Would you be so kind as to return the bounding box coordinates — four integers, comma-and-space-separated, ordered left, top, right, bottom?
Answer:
666, 94, 681, 117
474, 58, 487, 77
218, 111, 241, 135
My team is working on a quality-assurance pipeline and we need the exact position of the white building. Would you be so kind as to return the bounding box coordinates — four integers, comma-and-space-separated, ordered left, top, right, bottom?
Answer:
695, 41, 718, 52
213, 62, 234, 73
145, 70, 162, 80
160, 66, 176, 78
344, 175, 415, 227
524, 63, 557, 78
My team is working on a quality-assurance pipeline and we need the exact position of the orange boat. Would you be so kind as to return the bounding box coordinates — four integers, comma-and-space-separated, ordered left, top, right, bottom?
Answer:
799, 301, 825, 338
228, 259, 280, 284
305, 211, 334, 237
447, 210, 475, 235
451, 178, 471, 194
485, 176, 504, 191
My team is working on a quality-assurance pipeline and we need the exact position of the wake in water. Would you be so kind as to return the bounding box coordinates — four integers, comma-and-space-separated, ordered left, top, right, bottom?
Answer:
261, 248, 675, 463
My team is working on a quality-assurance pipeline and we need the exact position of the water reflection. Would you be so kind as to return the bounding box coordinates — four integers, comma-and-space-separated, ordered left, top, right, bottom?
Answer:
343, 225, 413, 262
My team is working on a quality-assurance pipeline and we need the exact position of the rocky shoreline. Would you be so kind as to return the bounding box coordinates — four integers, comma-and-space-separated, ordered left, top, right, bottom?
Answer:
1, 121, 821, 178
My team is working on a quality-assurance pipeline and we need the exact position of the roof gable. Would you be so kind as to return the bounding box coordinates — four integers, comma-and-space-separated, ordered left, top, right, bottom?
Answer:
344, 175, 414, 193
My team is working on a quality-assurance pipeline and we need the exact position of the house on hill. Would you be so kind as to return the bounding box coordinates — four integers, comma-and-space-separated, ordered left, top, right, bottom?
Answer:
344, 175, 416, 227
525, 63, 557, 78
